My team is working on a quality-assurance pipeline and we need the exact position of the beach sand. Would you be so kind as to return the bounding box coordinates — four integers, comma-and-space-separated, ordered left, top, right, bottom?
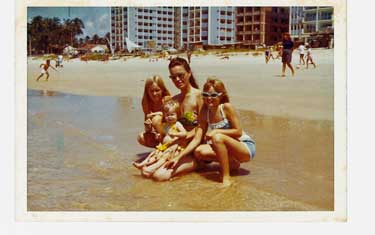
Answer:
27, 49, 334, 211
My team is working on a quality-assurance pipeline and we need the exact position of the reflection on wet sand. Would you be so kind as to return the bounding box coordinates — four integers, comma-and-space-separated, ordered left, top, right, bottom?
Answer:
27, 90, 333, 211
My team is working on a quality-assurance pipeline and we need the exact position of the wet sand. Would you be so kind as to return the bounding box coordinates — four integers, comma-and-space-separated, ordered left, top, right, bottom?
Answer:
27, 50, 333, 211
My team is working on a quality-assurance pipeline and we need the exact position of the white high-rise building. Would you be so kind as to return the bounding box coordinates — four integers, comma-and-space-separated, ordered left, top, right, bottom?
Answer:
179, 7, 236, 48
290, 7, 304, 39
110, 7, 175, 51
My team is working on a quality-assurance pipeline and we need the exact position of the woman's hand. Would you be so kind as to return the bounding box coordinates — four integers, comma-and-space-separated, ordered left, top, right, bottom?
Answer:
205, 129, 218, 141
144, 119, 153, 132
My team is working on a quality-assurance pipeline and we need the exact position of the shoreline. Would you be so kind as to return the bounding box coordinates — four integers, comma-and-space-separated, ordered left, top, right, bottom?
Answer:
27, 49, 334, 121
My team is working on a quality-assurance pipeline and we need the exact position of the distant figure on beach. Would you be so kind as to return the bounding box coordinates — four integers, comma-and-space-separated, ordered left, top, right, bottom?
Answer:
275, 45, 282, 60
134, 100, 187, 177
305, 44, 316, 69
55, 55, 64, 68
220, 55, 230, 60
146, 57, 203, 181
137, 76, 171, 148
36, 59, 57, 81
186, 78, 255, 186
297, 43, 306, 67
187, 50, 192, 64
265, 47, 271, 64
281, 33, 295, 77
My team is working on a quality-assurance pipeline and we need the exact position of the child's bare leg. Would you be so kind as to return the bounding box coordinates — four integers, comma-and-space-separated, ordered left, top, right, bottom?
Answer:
142, 151, 171, 176
133, 150, 159, 169
45, 72, 49, 81
36, 74, 43, 81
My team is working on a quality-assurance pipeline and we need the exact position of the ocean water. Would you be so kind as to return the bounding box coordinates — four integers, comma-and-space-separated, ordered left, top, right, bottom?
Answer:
27, 89, 333, 211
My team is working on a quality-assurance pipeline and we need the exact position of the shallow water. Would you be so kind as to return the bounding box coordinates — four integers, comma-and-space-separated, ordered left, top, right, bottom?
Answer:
27, 90, 333, 211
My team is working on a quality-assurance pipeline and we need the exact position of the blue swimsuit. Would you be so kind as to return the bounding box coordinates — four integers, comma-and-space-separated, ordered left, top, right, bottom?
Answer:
207, 104, 256, 159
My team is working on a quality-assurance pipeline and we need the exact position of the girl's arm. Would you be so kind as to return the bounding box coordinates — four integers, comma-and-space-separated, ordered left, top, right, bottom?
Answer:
165, 110, 208, 168
39, 64, 44, 68
206, 103, 243, 140
169, 122, 187, 139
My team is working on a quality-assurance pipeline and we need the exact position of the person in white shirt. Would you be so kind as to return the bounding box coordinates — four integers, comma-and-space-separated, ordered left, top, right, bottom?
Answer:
298, 44, 306, 66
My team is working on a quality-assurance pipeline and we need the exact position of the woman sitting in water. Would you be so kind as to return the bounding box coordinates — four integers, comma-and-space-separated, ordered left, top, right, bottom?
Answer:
144, 57, 203, 181
134, 100, 187, 177
137, 75, 171, 148
164, 78, 256, 186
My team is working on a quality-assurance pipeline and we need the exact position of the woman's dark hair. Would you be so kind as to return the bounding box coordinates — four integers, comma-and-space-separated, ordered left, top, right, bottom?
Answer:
168, 57, 199, 89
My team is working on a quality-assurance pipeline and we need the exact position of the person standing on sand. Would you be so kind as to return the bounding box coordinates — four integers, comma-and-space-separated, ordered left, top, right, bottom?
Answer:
281, 33, 295, 77
187, 50, 192, 64
145, 57, 203, 181
305, 44, 317, 69
137, 76, 171, 148
36, 59, 57, 81
265, 47, 270, 64
297, 43, 306, 67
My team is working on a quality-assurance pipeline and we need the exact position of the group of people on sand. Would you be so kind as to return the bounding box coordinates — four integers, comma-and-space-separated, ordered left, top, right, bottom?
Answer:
264, 33, 317, 77
133, 57, 256, 186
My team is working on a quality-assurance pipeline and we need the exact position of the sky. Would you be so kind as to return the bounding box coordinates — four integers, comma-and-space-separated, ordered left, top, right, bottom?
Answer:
28, 7, 110, 38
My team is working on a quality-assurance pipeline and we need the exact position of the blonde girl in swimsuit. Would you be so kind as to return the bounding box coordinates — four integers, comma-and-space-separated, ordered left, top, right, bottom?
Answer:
137, 76, 171, 148
134, 100, 187, 177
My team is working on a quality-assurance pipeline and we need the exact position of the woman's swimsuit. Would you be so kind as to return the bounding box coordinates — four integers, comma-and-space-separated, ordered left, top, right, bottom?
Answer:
207, 104, 256, 159
178, 111, 198, 128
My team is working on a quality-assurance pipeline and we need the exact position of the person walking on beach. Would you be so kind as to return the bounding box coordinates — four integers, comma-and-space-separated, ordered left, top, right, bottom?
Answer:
265, 47, 271, 64
137, 76, 171, 148
297, 43, 306, 67
305, 44, 317, 69
187, 50, 192, 64
55, 55, 64, 68
281, 33, 295, 77
146, 57, 203, 181
36, 59, 57, 81
169, 77, 255, 186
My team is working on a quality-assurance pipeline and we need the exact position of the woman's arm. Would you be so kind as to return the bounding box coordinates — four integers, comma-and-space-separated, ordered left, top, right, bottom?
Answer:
165, 110, 208, 168
206, 103, 243, 140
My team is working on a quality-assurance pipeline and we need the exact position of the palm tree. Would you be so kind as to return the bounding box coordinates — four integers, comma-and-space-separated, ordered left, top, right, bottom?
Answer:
92, 34, 99, 44
85, 35, 91, 44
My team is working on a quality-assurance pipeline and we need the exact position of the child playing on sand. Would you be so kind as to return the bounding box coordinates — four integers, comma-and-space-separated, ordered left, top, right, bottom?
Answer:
133, 100, 187, 174
306, 45, 316, 69
36, 59, 57, 81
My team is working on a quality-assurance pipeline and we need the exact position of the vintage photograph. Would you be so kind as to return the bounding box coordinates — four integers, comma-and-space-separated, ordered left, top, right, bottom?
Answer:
21, 3, 343, 218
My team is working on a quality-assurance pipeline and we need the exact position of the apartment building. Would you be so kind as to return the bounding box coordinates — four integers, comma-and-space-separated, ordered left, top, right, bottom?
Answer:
290, 6, 304, 39
179, 7, 236, 49
302, 6, 333, 34
235, 7, 289, 47
110, 7, 175, 52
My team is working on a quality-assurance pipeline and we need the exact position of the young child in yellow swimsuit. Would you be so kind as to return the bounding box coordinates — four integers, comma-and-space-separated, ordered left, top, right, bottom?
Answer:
133, 100, 186, 173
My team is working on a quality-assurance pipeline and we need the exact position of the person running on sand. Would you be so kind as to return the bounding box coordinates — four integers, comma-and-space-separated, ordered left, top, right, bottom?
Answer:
137, 76, 171, 148
146, 57, 203, 181
134, 100, 187, 176
36, 59, 57, 81
281, 33, 295, 77
306, 45, 316, 69
169, 77, 255, 186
